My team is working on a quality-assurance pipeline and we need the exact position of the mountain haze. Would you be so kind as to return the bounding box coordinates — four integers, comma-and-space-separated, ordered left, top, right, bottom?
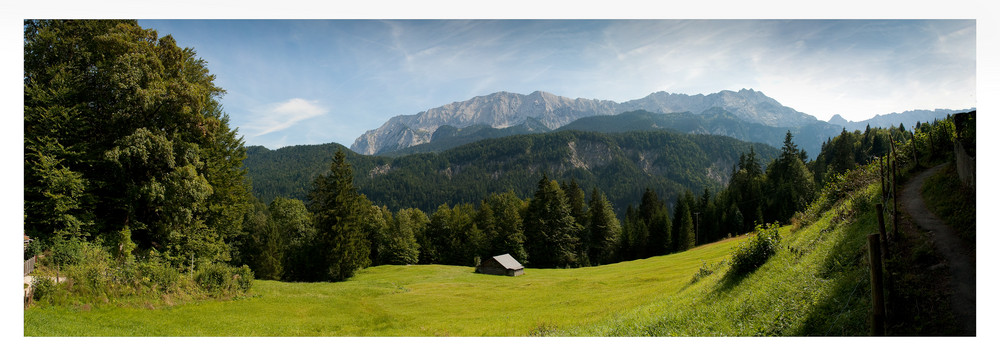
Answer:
828, 108, 974, 132
351, 89, 818, 155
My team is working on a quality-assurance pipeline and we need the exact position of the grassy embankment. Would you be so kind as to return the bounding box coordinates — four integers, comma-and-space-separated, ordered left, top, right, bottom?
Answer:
25, 164, 887, 336
920, 162, 975, 247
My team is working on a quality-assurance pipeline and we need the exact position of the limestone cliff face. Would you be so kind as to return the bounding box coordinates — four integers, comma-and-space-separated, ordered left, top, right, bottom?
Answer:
351, 89, 818, 155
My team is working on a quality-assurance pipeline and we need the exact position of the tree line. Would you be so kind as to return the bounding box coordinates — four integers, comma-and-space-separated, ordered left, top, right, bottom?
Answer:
239, 129, 818, 281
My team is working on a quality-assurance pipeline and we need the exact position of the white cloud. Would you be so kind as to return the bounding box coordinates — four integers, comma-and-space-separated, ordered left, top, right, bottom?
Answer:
245, 98, 328, 137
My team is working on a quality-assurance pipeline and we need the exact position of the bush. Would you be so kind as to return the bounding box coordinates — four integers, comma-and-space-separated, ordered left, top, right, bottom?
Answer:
730, 223, 781, 276
31, 276, 56, 302
233, 265, 254, 293
195, 263, 254, 295
138, 260, 181, 292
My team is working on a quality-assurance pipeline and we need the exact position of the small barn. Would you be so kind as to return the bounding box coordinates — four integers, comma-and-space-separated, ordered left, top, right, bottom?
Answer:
476, 254, 525, 276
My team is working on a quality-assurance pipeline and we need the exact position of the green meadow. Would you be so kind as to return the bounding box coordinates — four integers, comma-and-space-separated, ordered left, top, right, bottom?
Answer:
25, 169, 882, 337
24, 236, 739, 336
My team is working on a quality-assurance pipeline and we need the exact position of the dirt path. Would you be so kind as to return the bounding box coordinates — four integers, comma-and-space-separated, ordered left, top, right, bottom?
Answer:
901, 163, 976, 335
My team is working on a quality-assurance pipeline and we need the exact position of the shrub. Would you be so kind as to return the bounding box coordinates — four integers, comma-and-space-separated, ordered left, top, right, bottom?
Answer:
195, 263, 254, 295
195, 263, 230, 293
64, 242, 113, 297
232, 265, 254, 293
139, 260, 181, 292
31, 276, 56, 302
730, 223, 781, 276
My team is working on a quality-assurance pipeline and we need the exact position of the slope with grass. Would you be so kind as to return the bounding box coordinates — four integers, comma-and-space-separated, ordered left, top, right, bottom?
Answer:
25, 237, 742, 336
26, 162, 894, 336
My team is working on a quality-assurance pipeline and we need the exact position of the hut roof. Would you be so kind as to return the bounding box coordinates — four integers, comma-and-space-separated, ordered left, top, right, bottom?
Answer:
491, 254, 524, 270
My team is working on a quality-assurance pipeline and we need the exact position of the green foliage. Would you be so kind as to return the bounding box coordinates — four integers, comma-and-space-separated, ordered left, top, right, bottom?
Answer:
195, 263, 254, 295
49, 237, 84, 268
31, 277, 57, 303
524, 176, 581, 267
921, 162, 975, 247
377, 208, 422, 265
306, 150, 372, 281
24, 20, 252, 268
673, 192, 696, 251
764, 132, 816, 224
137, 258, 181, 292
587, 188, 621, 265
729, 223, 781, 276
244, 130, 779, 216
424, 203, 484, 266
480, 192, 528, 262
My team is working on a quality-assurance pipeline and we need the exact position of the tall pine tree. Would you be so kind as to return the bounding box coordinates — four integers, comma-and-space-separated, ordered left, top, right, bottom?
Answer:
307, 150, 371, 281
524, 175, 580, 268
587, 187, 621, 265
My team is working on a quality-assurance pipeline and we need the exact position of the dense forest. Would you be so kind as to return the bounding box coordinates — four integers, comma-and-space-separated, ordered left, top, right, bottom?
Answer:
24, 20, 971, 295
245, 130, 780, 213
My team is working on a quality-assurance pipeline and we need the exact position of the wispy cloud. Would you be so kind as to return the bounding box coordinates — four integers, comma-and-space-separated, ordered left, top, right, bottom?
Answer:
245, 98, 328, 137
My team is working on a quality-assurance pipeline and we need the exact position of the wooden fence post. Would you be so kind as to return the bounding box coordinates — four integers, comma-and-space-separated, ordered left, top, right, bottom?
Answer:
875, 204, 894, 323
876, 204, 888, 259
892, 156, 899, 241
868, 233, 886, 336
880, 157, 886, 201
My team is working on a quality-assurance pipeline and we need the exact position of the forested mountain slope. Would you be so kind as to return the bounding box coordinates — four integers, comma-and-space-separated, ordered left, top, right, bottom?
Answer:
558, 109, 842, 158
245, 130, 779, 213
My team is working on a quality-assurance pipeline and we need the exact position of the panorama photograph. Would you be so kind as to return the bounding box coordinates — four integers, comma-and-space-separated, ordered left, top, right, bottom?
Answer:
11, 0, 994, 352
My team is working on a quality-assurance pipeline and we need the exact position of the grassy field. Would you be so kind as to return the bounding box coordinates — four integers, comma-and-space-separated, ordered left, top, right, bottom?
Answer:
25, 237, 742, 336
25, 167, 887, 336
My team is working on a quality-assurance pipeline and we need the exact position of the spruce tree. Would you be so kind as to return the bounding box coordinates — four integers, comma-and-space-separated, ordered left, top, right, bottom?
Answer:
307, 149, 371, 281
524, 176, 580, 268
673, 195, 696, 251
481, 192, 528, 263
587, 187, 621, 265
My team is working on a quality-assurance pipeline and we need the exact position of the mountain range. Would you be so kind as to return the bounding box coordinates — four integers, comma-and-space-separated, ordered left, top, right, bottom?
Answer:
351, 89, 819, 156
828, 108, 974, 132
351, 88, 970, 158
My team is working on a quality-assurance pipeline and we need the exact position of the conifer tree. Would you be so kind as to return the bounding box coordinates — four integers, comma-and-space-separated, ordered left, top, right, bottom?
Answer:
587, 187, 621, 265
307, 149, 371, 281
524, 175, 580, 268
481, 191, 528, 263
673, 194, 696, 251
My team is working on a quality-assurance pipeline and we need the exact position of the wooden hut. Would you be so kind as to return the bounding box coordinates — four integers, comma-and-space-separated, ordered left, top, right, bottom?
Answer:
475, 254, 525, 276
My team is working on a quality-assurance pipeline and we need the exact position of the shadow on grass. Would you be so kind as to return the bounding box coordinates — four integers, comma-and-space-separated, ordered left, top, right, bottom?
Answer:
793, 205, 876, 335
712, 268, 750, 294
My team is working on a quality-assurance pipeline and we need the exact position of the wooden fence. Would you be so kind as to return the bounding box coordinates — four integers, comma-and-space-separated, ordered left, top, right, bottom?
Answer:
24, 256, 37, 276
869, 137, 908, 336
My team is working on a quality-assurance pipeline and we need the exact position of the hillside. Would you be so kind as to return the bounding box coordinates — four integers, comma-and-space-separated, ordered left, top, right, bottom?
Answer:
557, 109, 842, 158
245, 130, 779, 212
351, 89, 819, 155
385, 117, 551, 156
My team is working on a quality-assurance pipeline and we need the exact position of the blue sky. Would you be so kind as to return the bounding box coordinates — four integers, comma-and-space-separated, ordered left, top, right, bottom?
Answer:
134, 19, 975, 149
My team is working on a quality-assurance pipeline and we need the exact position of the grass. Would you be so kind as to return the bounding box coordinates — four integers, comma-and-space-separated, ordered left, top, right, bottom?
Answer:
920, 161, 975, 247
24, 237, 743, 336
25, 164, 893, 336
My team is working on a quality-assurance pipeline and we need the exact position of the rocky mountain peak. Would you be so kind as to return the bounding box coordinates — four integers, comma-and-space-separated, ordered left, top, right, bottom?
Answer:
350, 89, 819, 155
828, 114, 848, 126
